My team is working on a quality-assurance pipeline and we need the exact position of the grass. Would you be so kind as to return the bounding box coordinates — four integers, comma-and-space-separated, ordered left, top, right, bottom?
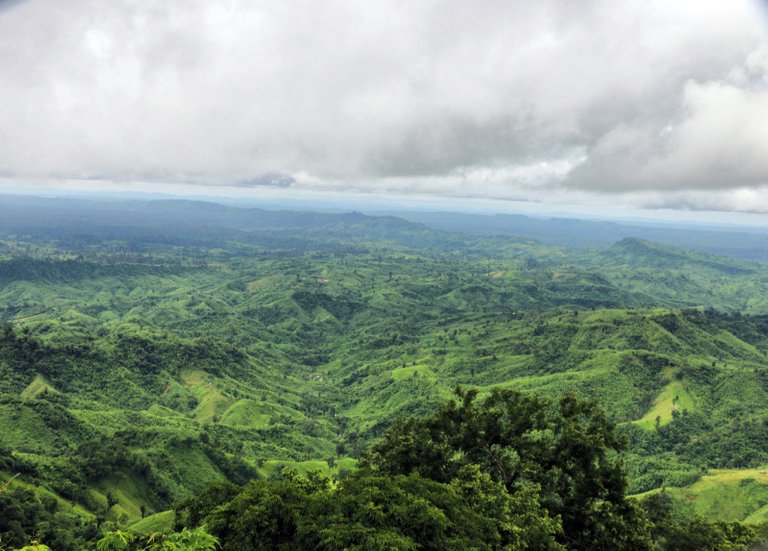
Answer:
20, 374, 57, 401
744, 503, 768, 525
257, 458, 359, 479
181, 370, 233, 423
635, 467, 768, 523
92, 473, 160, 522
2, 224, 768, 529
635, 380, 697, 429
168, 446, 226, 494
0, 403, 57, 452
679, 468, 768, 522
130, 510, 175, 534
391, 364, 435, 381
219, 399, 273, 429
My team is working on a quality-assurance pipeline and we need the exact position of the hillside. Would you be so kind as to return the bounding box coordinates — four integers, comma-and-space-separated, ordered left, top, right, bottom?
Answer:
580, 238, 768, 313
391, 210, 768, 262
0, 196, 767, 548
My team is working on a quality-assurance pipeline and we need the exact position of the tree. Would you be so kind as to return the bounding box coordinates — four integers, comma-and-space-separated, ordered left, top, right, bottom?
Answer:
106, 492, 119, 512
175, 467, 562, 550
96, 530, 134, 551
155, 527, 219, 550
13, 544, 52, 551
96, 526, 218, 551
640, 491, 759, 550
199, 470, 327, 550
363, 388, 652, 549
335, 442, 346, 457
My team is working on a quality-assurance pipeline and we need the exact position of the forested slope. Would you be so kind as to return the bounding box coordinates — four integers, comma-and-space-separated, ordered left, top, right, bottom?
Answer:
0, 197, 766, 549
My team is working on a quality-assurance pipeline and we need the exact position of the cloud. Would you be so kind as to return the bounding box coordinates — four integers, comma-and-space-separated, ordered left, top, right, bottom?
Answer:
634, 186, 768, 214
569, 45, 768, 192
0, 0, 766, 210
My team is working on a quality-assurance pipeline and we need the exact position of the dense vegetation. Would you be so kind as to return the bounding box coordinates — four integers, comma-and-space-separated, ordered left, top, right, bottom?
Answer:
0, 196, 767, 549
90, 390, 761, 550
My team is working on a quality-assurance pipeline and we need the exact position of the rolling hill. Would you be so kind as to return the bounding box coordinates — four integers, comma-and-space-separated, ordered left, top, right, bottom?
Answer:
0, 196, 767, 547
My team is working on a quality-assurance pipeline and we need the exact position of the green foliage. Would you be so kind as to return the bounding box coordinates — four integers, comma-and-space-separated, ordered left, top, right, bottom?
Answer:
640, 491, 761, 550
364, 388, 650, 550
0, 198, 768, 547
12, 544, 52, 551
177, 462, 564, 550
174, 391, 654, 549
159, 527, 219, 550
96, 530, 134, 551
170, 390, 762, 549
96, 526, 218, 551
0, 482, 93, 551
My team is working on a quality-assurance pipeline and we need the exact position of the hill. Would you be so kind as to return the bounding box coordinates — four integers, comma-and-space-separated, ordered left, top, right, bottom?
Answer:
390, 210, 768, 262
0, 195, 767, 547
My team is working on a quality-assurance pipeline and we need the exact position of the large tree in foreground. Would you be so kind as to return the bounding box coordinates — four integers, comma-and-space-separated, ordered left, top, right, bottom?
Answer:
170, 388, 764, 549
175, 466, 562, 550
363, 388, 652, 550
173, 388, 654, 549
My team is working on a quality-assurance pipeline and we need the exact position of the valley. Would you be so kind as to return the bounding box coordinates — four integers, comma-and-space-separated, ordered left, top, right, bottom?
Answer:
0, 197, 767, 548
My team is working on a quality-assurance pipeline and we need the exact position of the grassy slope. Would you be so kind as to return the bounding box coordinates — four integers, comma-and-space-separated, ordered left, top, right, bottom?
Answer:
20, 374, 58, 401
130, 510, 175, 534
91, 474, 159, 521
636, 467, 768, 523
0, 218, 767, 527
635, 381, 697, 429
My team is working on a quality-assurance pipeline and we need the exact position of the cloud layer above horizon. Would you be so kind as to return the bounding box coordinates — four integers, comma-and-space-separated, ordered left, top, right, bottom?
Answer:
2, 0, 768, 212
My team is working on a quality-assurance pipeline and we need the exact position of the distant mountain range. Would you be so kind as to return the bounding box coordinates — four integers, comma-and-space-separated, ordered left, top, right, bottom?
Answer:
386, 211, 768, 262
0, 193, 765, 261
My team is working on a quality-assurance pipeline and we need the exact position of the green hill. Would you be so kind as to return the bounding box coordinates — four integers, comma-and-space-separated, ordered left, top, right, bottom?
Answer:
0, 197, 767, 547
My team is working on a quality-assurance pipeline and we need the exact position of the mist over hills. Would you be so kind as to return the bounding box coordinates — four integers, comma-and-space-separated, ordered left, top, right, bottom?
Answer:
2, 193, 765, 261
387, 210, 768, 262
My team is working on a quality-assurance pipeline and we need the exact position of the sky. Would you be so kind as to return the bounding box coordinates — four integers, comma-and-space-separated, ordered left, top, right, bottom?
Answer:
1, 0, 768, 221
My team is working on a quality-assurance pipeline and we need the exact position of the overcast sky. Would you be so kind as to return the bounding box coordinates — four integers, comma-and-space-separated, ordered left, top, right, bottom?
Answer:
2, 0, 768, 217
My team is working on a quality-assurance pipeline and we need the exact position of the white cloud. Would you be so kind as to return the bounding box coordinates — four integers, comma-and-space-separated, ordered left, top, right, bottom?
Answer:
569, 44, 768, 192
0, 0, 766, 213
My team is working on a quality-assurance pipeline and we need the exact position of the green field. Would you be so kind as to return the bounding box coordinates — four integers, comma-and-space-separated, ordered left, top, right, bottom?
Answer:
635, 380, 697, 429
